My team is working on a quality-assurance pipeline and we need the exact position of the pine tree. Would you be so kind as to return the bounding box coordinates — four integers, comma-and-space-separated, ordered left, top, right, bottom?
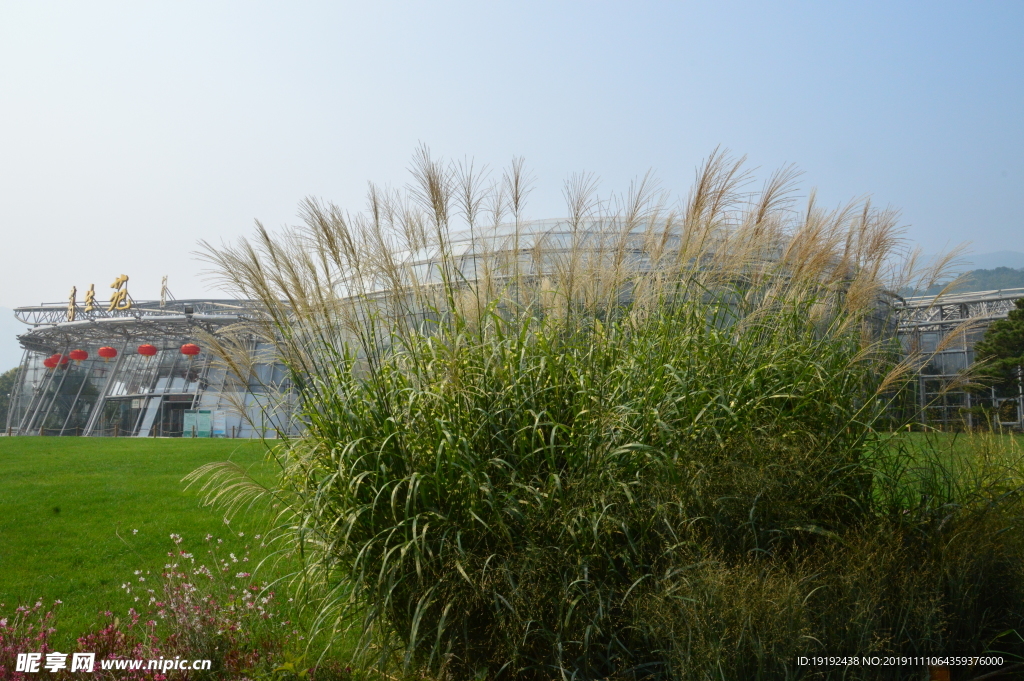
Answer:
0, 366, 19, 430
974, 297, 1024, 396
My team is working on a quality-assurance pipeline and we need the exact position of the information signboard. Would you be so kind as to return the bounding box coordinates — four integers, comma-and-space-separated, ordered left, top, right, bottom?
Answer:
183, 409, 212, 437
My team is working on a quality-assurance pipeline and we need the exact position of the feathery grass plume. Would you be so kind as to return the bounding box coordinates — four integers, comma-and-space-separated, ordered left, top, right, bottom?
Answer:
189, 149, 1024, 680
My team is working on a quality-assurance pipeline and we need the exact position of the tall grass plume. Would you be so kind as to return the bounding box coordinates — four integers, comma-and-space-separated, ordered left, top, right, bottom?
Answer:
189, 149, 1024, 680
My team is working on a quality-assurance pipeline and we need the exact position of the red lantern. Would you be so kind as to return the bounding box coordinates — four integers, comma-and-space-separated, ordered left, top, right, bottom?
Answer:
137, 344, 158, 358
58, 354, 69, 366
98, 346, 118, 362
43, 356, 58, 369
69, 349, 88, 364
180, 343, 200, 356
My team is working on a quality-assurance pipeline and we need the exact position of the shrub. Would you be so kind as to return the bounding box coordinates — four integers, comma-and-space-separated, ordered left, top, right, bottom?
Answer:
0, 532, 321, 681
122, 532, 300, 677
192, 149, 1024, 679
637, 433, 1024, 679
73, 610, 164, 681
0, 600, 58, 681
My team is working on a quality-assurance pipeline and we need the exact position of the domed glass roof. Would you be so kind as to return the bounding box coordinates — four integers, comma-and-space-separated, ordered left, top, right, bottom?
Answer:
340, 216, 691, 298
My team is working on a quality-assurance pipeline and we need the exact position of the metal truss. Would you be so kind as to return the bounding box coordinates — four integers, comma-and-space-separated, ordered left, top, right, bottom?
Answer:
10, 286, 1024, 435
7, 299, 267, 437
895, 287, 1024, 429
896, 288, 1024, 329
14, 299, 253, 354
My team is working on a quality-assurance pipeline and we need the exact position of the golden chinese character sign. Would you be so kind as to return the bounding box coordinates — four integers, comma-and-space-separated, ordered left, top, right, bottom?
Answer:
67, 286, 77, 322
108, 274, 131, 312
84, 284, 96, 312
60, 276, 132, 318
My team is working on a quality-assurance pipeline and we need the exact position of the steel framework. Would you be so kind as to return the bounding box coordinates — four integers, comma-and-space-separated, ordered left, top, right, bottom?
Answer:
5, 298, 298, 438
6, 280, 1024, 436
896, 287, 1024, 429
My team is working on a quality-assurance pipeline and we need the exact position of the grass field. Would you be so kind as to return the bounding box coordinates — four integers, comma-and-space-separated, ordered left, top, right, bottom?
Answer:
0, 436, 279, 646
901, 430, 1024, 465
2, 431, 1022, 662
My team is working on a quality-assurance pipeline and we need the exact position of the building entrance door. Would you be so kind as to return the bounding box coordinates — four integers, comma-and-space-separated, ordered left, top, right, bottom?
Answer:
158, 401, 192, 437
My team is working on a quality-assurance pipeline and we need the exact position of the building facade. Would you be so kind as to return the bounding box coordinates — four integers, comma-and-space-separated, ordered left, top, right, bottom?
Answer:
895, 287, 1024, 429
5, 256, 1024, 436
5, 297, 297, 438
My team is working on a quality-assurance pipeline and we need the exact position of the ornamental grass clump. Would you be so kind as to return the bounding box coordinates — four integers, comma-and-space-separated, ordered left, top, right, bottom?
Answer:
191, 149, 1024, 679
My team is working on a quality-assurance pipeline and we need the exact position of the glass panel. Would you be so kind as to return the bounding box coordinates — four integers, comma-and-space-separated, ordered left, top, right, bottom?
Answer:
941, 353, 967, 374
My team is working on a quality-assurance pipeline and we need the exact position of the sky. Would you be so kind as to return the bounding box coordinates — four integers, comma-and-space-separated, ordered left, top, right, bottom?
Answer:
1, 0, 1022, 313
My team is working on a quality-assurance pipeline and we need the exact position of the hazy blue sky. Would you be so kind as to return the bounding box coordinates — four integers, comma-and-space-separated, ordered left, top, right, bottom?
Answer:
1, 0, 1022, 310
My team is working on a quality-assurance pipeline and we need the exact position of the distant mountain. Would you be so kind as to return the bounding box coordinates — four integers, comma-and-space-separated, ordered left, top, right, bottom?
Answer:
914, 267, 1024, 297
0, 308, 27, 373
959, 267, 1024, 292
909, 251, 1024, 297
919, 251, 1024, 275
961, 251, 1024, 271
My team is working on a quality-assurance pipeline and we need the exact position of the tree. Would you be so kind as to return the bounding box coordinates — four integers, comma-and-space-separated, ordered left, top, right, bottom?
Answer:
0, 366, 19, 430
974, 297, 1024, 396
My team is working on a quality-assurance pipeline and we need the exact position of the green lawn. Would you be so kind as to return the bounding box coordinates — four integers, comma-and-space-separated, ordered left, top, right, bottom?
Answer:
2, 431, 1021, 656
899, 429, 1024, 460
0, 437, 279, 646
